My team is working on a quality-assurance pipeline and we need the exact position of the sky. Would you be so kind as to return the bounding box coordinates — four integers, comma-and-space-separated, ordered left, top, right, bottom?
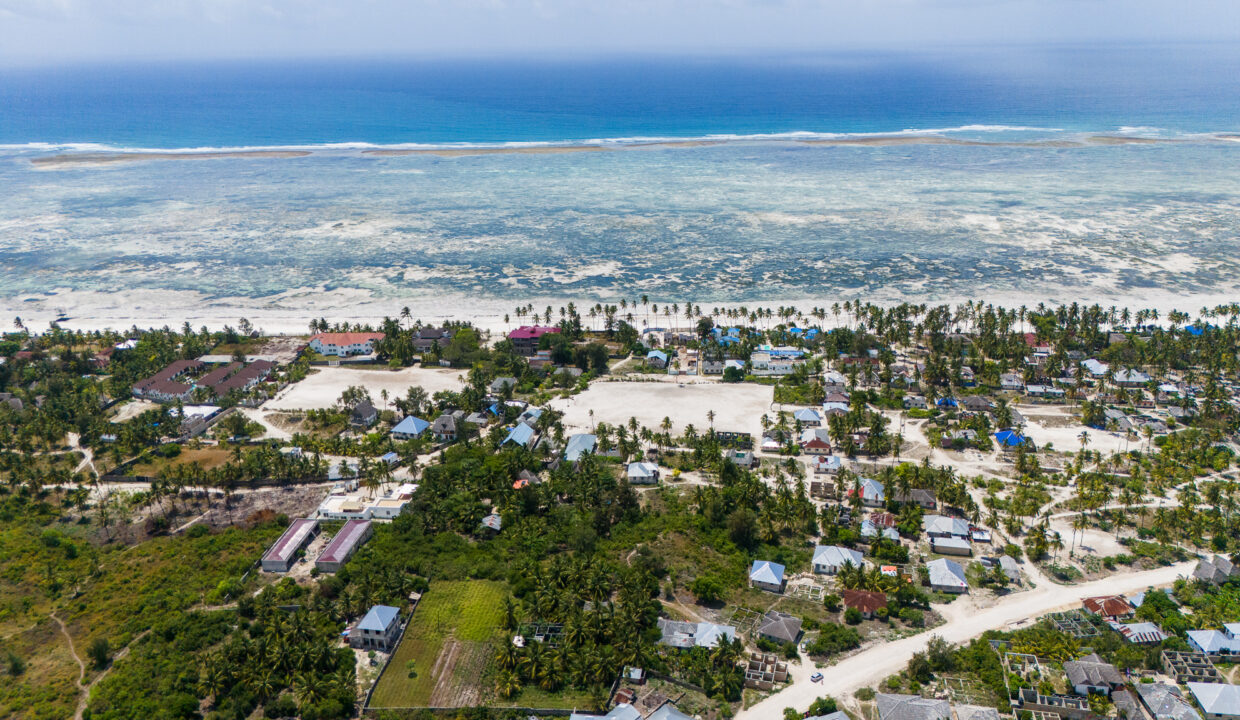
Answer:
0, 0, 1237, 64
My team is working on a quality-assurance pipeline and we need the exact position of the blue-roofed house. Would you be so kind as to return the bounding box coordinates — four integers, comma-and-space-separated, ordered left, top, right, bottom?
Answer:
749, 560, 786, 593
794, 408, 822, 426
994, 430, 1031, 450
391, 416, 430, 441
503, 423, 536, 448
646, 350, 669, 369
350, 605, 401, 651
565, 433, 597, 462
936, 397, 958, 409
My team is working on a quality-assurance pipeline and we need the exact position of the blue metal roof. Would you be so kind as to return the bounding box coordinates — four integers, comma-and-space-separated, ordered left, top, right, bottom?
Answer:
994, 430, 1028, 447
391, 416, 429, 437
357, 605, 399, 631
503, 423, 536, 447
565, 433, 597, 462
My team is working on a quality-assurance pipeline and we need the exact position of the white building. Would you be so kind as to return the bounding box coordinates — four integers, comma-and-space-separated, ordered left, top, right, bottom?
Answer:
308, 332, 385, 357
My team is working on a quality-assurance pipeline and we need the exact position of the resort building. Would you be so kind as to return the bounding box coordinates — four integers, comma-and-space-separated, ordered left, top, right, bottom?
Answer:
308, 332, 384, 357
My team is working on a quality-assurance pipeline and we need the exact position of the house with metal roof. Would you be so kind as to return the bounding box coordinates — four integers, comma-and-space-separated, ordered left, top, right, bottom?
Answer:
875, 693, 951, 720
861, 519, 900, 542
841, 589, 887, 618
1136, 683, 1203, 720
656, 618, 737, 649
931, 536, 972, 556
627, 462, 660, 484
1109, 621, 1170, 644
1082, 358, 1110, 377
315, 519, 373, 573
749, 560, 786, 593
261, 518, 320, 572
646, 350, 669, 369
850, 477, 885, 507
926, 558, 968, 593
794, 408, 822, 426
1082, 595, 1135, 620
391, 416, 431, 438
570, 703, 643, 720
1187, 626, 1240, 658
647, 704, 694, 720
813, 545, 864, 574
924, 515, 971, 538
564, 433, 597, 462
502, 422, 536, 448
955, 705, 1001, 720
350, 605, 401, 651
1187, 682, 1240, 720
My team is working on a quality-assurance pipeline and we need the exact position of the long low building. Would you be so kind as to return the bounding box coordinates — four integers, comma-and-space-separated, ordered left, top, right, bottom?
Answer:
316, 519, 373, 573
261, 518, 320, 572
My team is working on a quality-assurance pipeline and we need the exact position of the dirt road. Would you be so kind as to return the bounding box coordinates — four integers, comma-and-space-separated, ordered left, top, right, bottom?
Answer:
735, 560, 1193, 720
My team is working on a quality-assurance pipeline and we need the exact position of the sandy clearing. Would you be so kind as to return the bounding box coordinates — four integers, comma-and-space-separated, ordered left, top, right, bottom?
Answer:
1020, 417, 1130, 455
264, 365, 467, 411
549, 380, 775, 439
109, 399, 159, 423
1049, 519, 1130, 557
736, 561, 1194, 720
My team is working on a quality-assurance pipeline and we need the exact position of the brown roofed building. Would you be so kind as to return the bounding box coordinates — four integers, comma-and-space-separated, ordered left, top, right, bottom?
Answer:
842, 589, 887, 618
1083, 595, 1136, 621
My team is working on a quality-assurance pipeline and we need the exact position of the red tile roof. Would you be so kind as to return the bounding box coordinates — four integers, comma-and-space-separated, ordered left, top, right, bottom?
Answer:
842, 589, 887, 614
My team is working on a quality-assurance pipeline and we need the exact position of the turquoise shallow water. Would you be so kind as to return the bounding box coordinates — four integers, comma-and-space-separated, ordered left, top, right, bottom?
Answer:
1, 47, 1238, 314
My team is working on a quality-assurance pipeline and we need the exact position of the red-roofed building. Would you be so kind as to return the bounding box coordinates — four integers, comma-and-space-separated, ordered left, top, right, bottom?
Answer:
1083, 595, 1135, 620
841, 589, 887, 618
309, 332, 385, 357
507, 326, 560, 356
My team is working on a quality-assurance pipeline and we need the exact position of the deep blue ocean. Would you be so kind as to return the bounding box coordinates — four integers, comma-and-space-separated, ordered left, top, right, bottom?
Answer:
2, 45, 1239, 148
1, 45, 1239, 330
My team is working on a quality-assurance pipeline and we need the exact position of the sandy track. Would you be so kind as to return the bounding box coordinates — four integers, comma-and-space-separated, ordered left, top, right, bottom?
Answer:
736, 561, 1193, 720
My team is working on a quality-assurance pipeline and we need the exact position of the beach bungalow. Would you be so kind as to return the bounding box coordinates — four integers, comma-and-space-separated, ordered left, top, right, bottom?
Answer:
812, 545, 864, 575
646, 350, 669, 369
431, 412, 461, 442
904, 395, 928, 410
489, 376, 517, 394
627, 461, 660, 484
350, 400, 378, 428
926, 558, 968, 593
390, 415, 430, 440
749, 560, 786, 593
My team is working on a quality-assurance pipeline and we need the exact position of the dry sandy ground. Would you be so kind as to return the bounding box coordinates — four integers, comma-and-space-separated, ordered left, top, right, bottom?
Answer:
736, 560, 1194, 720
549, 380, 774, 439
264, 366, 466, 411
109, 399, 159, 423
1016, 405, 1130, 455
1048, 519, 1129, 557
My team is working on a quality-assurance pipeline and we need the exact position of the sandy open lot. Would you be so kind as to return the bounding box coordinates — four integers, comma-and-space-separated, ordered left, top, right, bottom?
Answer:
549, 380, 774, 438
265, 365, 466, 411
1018, 406, 1130, 455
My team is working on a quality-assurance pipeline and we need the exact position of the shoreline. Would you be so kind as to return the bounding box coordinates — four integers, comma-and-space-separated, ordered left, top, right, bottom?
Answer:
19, 133, 1235, 166
5, 286, 1236, 337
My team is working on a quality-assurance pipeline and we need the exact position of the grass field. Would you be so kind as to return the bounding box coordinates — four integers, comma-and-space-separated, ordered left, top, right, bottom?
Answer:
369, 580, 507, 709
130, 446, 234, 476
